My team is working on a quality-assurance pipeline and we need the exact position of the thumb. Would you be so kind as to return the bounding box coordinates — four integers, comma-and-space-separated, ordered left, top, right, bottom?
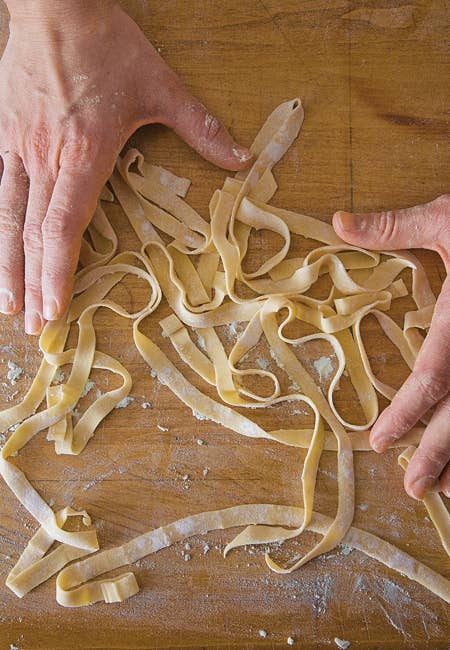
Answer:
332, 194, 449, 251
160, 81, 253, 172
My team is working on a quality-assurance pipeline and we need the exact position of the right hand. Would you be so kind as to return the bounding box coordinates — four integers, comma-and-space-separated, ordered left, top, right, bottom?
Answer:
333, 194, 450, 499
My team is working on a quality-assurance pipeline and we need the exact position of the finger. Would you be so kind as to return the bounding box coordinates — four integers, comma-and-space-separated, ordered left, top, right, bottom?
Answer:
23, 173, 55, 334
332, 194, 449, 251
370, 277, 450, 452
41, 166, 102, 320
438, 463, 450, 498
159, 80, 252, 171
403, 392, 450, 499
0, 153, 28, 314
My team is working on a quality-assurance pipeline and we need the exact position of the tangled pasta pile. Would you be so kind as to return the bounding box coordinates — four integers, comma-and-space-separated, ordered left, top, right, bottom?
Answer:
1, 99, 449, 607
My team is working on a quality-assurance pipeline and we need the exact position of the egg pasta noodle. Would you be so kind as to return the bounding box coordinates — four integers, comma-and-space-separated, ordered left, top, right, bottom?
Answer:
1, 99, 448, 607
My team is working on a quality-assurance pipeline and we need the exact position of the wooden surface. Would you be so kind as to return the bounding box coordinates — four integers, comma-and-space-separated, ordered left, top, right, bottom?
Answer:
0, 1, 449, 648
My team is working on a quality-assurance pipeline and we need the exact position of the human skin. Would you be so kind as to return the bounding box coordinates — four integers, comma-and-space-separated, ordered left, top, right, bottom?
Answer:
334, 195, 450, 500
0, 0, 252, 334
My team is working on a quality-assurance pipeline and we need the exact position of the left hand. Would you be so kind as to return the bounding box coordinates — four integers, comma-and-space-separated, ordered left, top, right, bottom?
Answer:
0, 1, 252, 335
333, 194, 450, 500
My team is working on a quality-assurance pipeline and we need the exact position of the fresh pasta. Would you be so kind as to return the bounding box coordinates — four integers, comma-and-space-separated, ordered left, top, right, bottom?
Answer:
1, 98, 448, 607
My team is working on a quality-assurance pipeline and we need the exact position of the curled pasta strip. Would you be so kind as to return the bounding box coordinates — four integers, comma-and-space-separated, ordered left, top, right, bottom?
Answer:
1, 97, 447, 608
46, 350, 132, 456
0, 252, 161, 551
55, 504, 450, 607
6, 508, 96, 598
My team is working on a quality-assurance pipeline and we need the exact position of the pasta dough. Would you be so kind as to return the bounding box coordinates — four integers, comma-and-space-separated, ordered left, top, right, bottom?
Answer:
1, 98, 448, 607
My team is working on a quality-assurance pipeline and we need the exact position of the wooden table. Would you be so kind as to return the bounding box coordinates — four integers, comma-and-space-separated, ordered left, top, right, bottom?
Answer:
0, 1, 449, 648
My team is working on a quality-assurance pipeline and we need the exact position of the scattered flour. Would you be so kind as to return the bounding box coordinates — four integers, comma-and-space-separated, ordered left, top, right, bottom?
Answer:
339, 545, 353, 556
232, 147, 252, 163
319, 468, 337, 480
72, 73, 88, 82
313, 356, 334, 382
157, 424, 169, 432
270, 348, 285, 370
79, 94, 102, 107
256, 357, 270, 370
6, 361, 23, 384
224, 322, 244, 341
192, 409, 208, 421
291, 407, 309, 416
115, 396, 134, 409
52, 369, 65, 384
80, 380, 96, 398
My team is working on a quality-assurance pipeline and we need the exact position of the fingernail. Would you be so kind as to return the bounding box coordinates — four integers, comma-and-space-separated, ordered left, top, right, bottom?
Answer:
443, 488, 450, 499
0, 289, 15, 314
232, 146, 252, 164
409, 475, 435, 500
335, 211, 363, 232
43, 297, 59, 321
25, 311, 43, 335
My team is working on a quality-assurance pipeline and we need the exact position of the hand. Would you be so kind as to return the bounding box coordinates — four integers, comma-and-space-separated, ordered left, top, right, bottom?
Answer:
0, 1, 252, 334
333, 194, 450, 499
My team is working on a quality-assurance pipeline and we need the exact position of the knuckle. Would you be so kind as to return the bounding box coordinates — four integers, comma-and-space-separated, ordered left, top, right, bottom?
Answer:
24, 274, 41, 298
201, 113, 224, 143
60, 131, 113, 182
417, 443, 449, 471
374, 211, 397, 243
61, 132, 102, 170
429, 194, 450, 242
23, 222, 42, 252
30, 126, 51, 166
413, 369, 449, 403
0, 206, 22, 233
42, 209, 74, 242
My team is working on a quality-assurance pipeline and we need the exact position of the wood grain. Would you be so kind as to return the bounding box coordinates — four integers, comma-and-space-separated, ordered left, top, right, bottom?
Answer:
0, 1, 449, 648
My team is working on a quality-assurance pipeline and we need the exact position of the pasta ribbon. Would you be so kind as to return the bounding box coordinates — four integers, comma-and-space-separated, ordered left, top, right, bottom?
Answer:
1, 98, 448, 607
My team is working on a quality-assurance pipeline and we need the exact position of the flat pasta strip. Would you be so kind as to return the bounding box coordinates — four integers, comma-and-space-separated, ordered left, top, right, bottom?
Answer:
6, 508, 96, 598
0, 98, 447, 609
55, 504, 450, 607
